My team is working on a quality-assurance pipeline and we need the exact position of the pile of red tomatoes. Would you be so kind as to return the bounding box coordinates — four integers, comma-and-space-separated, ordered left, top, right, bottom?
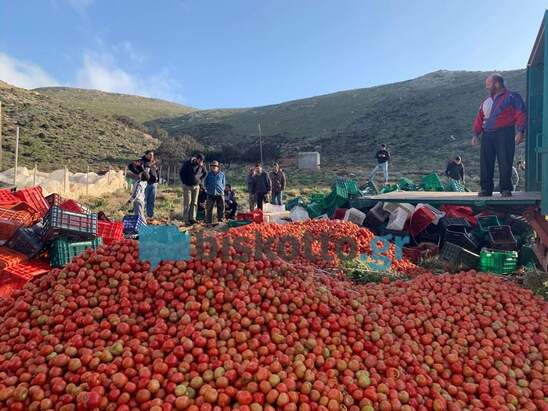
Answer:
0, 220, 545, 410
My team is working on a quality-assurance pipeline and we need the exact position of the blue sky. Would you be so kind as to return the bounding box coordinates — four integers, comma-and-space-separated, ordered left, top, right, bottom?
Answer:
0, 1, 546, 109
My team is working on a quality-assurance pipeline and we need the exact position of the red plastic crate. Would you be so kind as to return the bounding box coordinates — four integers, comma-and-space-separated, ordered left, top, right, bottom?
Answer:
236, 209, 263, 223
332, 208, 347, 220
97, 220, 124, 244
0, 208, 33, 241
3, 260, 50, 283
14, 186, 49, 218
60, 199, 85, 213
0, 189, 17, 206
0, 247, 28, 272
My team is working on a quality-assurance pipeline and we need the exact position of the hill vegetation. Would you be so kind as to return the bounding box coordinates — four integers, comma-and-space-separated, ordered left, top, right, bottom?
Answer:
147, 69, 527, 182
35, 87, 195, 123
0, 81, 156, 171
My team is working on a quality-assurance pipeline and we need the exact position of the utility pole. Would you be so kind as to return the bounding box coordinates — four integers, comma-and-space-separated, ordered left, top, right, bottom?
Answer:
258, 123, 263, 165
13, 126, 19, 186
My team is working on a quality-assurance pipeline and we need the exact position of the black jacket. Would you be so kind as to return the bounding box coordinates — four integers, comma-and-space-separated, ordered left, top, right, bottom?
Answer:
269, 170, 286, 193
375, 149, 390, 164
141, 156, 159, 184
445, 161, 465, 181
180, 158, 207, 187
251, 172, 271, 194
128, 157, 158, 184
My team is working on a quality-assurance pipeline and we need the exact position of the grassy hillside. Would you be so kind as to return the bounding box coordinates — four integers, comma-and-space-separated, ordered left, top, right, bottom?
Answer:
35, 87, 195, 123
0, 81, 156, 171
148, 69, 527, 183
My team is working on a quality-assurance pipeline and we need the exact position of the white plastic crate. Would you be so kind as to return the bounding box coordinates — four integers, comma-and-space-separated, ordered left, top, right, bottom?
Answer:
344, 208, 366, 226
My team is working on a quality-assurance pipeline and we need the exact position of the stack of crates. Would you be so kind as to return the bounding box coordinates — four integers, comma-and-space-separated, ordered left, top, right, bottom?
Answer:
479, 249, 518, 274
49, 237, 103, 267
13, 186, 49, 220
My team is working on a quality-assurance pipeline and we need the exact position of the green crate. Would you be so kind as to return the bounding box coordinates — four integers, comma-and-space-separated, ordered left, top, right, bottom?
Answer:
472, 215, 501, 242
445, 179, 466, 192
421, 172, 444, 192
349, 197, 377, 210
306, 202, 324, 218
399, 177, 417, 191
286, 197, 304, 210
379, 184, 400, 194
309, 193, 326, 204
322, 191, 348, 210
479, 248, 518, 274
228, 220, 251, 229
50, 237, 103, 267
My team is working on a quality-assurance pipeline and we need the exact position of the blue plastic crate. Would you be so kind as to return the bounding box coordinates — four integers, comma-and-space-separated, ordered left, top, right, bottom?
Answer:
122, 215, 147, 235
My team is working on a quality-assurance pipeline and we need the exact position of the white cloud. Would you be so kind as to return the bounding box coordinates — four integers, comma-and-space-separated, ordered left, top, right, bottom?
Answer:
76, 50, 185, 102
0, 45, 186, 103
0, 52, 59, 89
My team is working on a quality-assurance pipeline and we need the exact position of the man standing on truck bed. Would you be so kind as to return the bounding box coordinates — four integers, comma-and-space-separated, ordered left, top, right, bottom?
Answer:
472, 73, 527, 197
368, 144, 390, 185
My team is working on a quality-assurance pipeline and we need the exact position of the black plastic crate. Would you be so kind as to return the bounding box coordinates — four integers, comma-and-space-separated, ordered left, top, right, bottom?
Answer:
440, 242, 479, 271
488, 225, 517, 251
416, 224, 442, 246
363, 202, 389, 228
42, 205, 97, 241
444, 225, 479, 252
6, 226, 45, 258
439, 217, 471, 232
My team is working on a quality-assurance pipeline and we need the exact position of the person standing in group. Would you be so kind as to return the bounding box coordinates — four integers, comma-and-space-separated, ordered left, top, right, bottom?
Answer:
179, 153, 207, 226
127, 171, 148, 223
251, 163, 271, 210
445, 156, 465, 183
247, 167, 256, 211
204, 160, 225, 226
269, 162, 286, 206
368, 144, 390, 185
224, 184, 238, 219
141, 150, 159, 218
472, 73, 527, 197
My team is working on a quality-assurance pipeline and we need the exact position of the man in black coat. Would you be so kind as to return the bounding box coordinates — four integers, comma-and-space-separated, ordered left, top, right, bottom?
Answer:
251, 163, 271, 210
127, 150, 159, 219
179, 153, 207, 225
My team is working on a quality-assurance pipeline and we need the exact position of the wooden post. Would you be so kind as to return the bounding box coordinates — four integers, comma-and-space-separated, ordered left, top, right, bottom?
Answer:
167, 164, 171, 186
107, 166, 111, 184
86, 165, 90, 196
33, 164, 37, 186
64, 166, 68, 194
13, 126, 19, 186
0, 101, 3, 172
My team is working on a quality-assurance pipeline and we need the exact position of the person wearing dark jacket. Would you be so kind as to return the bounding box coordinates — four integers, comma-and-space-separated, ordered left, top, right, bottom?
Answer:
246, 167, 256, 211
179, 153, 207, 225
368, 144, 390, 184
143, 151, 159, 219
224, 184, 238, 219
127, 150, 159, 219
445, 156, 465, 182
269, 163, 286, 205
251, 164, 271, 210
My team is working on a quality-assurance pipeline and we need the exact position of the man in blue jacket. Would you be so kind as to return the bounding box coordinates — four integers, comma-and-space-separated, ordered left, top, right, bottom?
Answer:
204, 160, 225, 225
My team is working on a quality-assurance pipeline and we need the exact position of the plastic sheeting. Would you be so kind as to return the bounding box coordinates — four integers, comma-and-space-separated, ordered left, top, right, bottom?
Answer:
0, 167, 127, 200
